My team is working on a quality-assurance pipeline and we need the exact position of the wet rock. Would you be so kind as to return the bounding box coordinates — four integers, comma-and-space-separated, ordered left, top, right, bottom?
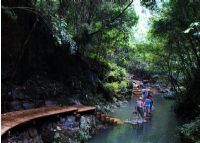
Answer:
116, 101, 121, 107
123, 100, 128, 103
66, 127, 79, 133
56, 126, 61, 131
59, 117, 65, 123
113, 97, 118, 102
67, 116, 76, 122
95, 105, 101, 111
111, 104, 117, 109
54, 132, 60, 139
96, 125, 107, 131
3, 114, 97, 143
79, 115, 96, 140
63, 116, 77, 128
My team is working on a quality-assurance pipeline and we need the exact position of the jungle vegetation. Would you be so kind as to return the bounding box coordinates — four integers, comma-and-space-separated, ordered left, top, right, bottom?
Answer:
1, 0, 200, 142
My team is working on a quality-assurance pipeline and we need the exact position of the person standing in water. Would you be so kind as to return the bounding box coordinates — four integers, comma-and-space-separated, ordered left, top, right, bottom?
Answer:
144, 96, 152, 115
135, 97, 145, 119
148, 94, 153, 113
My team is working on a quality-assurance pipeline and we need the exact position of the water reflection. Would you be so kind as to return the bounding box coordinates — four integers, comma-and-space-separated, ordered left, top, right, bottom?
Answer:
89, 95, 181, 143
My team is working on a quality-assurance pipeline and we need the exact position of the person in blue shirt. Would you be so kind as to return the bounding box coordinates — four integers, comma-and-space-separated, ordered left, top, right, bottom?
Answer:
148, 94, 153, 112
144, 96, 151, 115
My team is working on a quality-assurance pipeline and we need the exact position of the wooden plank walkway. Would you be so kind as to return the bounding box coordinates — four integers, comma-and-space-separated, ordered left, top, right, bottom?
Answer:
72, 105, 96, 113
1, 105, 95, 136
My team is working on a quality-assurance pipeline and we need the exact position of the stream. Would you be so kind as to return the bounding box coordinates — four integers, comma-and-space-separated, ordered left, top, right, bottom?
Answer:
89, 95, 181, 143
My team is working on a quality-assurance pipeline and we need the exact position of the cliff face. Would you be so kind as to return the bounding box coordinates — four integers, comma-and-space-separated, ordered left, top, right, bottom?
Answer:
1, 3, 111, 113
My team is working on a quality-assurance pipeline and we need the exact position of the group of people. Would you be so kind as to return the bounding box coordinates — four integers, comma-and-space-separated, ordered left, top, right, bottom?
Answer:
135, 95, 153, 120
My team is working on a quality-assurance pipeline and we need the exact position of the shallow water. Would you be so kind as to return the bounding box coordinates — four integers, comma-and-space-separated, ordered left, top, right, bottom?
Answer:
89, 95, 181, 143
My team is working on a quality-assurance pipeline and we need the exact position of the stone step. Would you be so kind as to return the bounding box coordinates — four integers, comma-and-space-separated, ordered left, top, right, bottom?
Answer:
133, 91, 141, 93
96, 112, 123, 125
100, 114, 106, 120
105, 117, 110, 122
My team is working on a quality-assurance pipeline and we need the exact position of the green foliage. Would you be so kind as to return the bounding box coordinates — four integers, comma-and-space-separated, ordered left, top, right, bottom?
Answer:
2, 7, 18, 21
148, 1, 200, 141
104, 82, 120, 94
119, 81, 128, 93
106, 63, 127, 80
34, 1, 138, 88
180, 116, 200, 143
104, 81, 128, 95
148, 0, 200, 90
78, 130, 91, 142
141, 0, 156, 9
84, 1, 138, 62
35, 0, 77, 53
103, 62, 128, 95
51, 16, 77, 53
184, 22, 200, 39
33, 0, 138, 99
35, 0, 138, 57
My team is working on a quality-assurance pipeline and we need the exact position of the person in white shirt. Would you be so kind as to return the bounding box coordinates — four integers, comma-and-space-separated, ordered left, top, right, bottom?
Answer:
135, 97, 144, 119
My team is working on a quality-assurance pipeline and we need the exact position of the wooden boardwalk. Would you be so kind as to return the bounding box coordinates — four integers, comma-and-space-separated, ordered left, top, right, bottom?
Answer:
1, 105, 95, 136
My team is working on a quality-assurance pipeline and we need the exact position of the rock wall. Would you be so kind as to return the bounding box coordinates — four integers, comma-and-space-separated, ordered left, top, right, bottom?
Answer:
1, 114, 108, 143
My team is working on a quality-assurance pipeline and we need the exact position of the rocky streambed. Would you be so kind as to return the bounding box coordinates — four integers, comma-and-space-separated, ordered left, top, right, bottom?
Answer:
2, 114, 104, 143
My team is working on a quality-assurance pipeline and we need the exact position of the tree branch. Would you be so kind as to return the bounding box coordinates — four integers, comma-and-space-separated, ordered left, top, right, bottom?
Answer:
89, 0, 134, 36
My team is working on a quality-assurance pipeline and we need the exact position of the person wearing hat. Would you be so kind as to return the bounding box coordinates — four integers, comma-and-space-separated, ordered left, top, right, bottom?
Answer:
135, 97, 144, 119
